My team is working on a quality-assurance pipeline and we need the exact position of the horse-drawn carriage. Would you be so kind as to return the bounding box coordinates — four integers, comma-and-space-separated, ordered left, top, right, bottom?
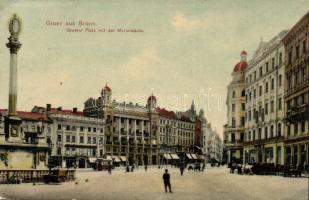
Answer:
43, 169, 70, 183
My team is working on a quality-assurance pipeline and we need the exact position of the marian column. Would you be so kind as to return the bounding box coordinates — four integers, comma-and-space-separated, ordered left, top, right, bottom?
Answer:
5, 14, 22, 140
7, 14, 21, 116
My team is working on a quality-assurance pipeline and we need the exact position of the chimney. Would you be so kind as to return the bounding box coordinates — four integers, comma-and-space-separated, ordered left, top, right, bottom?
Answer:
73, 107, 78, 113
57, 106, 62, 111
46, 104, 51, 112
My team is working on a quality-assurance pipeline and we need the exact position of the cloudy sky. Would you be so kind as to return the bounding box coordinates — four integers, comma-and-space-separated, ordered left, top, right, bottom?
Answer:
0, 0, 308, 137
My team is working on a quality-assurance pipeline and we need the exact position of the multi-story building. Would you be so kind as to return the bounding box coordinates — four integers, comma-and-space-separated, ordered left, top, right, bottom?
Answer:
31, 105, 105, 168
157, 107, 195, 164
84, 85, 201, 165
213, 133, 223, 163
84, 86, 159, 165
205, 124, 223, 163
224, 51, 247, 164
282, 12, 309, 166
199, 110, 208, 159
244, 31, 287, 165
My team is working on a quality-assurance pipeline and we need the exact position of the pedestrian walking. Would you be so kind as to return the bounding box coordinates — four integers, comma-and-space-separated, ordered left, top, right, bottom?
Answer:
162, 169, 172, 193
108, 164, 112, 175
179, 163, 184, 176
145, 164, 148, 172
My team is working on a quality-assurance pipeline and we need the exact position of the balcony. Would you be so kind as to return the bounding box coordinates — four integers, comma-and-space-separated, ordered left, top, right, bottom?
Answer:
286, 104, 309, 123
285, 79, 309, 97
224, 139, 244, 148
244, 136, 284, 146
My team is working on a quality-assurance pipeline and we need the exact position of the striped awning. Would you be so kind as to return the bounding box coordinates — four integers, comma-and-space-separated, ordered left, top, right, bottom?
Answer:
186, 153, 193, 159
190, 154, 198, 159
170, 154, 179, 159
120, 156, 127, 162
164, 154, 172, 159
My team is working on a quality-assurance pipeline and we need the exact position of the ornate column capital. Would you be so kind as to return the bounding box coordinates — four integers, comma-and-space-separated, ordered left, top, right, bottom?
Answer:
6, 36, 21, 54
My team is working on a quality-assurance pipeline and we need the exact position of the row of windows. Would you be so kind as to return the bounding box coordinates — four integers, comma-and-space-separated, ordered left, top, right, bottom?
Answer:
231, 103, 245, 112
246, 99, 282, 122
58, 124, 103, 133
286, 92, 309, 110
160, 119, 194, 130
231, 117, 245, 127
159, 136, 193, 145
286, 121, 307, 136
246, 53, 283, 85
245, 123, 282, 141
159, 127, 194, 138
287, 39, 307, 65
116, 117, 148, 126
286, 66, 308, 90
246, 75, 282, 102
57, 134, 103, 145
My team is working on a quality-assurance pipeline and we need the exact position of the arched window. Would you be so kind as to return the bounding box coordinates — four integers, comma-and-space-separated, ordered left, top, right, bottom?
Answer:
278, 123, 282, 137
270, 125, 274, 138
241, 90, 245, 97
232, 90, 236, 98
265, 126, 268, 139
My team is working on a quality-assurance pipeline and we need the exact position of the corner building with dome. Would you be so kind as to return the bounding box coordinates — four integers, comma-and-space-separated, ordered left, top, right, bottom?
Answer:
223, 51, 247, 164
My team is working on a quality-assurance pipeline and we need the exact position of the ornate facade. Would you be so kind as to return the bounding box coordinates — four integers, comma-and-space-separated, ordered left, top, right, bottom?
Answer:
244, 31, 287, 165
84, 86, 159, 165
282, 12, 309, 166
157, 107, 195, 164
224, 51, 247, 163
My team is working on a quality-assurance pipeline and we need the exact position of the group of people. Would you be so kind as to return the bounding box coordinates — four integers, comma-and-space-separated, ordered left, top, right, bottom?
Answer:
126, 164, 136, 172
105, 162, 211, 194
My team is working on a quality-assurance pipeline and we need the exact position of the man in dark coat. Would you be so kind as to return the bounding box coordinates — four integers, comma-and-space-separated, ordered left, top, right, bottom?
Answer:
162, 169, 172, 193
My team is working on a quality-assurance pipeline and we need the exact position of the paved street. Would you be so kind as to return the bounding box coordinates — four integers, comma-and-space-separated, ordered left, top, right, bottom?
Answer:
0, 166, 307, 200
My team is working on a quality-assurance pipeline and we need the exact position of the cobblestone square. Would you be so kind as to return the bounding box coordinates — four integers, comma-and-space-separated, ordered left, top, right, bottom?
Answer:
0, 166, 307, 200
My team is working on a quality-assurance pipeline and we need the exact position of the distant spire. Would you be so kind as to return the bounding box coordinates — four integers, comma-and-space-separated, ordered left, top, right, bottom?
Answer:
191, 100, 195, 111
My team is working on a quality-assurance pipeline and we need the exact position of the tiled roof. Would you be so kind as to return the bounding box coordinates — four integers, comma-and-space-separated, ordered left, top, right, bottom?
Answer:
0, 109, 50, 122
156, 107, 176, 118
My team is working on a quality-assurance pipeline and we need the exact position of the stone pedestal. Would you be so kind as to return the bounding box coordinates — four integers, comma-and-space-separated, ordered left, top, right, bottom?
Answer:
4, 116, 22, 143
